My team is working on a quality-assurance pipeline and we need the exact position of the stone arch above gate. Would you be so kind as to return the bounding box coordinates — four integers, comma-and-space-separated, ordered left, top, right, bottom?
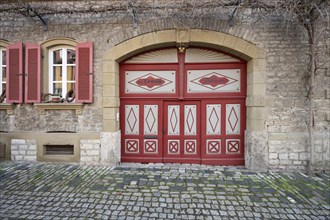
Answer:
102, 29, 268, 170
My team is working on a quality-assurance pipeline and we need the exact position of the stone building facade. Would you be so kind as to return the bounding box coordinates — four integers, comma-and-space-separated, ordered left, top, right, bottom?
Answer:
0, 1, 329, 172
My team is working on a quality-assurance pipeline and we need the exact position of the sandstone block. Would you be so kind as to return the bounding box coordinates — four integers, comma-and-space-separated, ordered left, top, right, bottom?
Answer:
269, 153, 278, 159
26, 150, 37, 156
19, 150, 27, 155
18, 145, 28, 151
15, 155, 23, 161
27, 145, 37, 151
24, 156, 37, 161
11, 139, 25, 145
300, 152, 310, 160
26, 139, 37, 145
11, 150, 19, 155
292, 160, 302, 165
80, 150, 87, 156
103, 119, 118, 132
268, 141, 283, 153
289, 153, 299, 160
87, 150, 100, 156
269, 159, 279, 165
279, 160, 292, 165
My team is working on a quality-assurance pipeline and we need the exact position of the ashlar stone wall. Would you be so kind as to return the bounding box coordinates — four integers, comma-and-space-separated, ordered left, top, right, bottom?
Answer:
11, 139, 37, 162
263, 22, 330, 171
80, 140, 101, 165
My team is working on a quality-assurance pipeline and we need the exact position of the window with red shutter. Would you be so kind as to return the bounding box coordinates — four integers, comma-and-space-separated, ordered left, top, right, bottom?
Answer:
48, 46, 76, 100
0, 47, 6, 102
75, 42, 93, 103
6, 42, 23, 103
25, 43, 41, 103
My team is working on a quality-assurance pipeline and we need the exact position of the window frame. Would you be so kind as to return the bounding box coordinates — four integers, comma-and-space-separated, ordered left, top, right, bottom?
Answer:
48, 46, 76, 99
0, 47, 6, 95
41, 39, 93, 105
41, 38, 77, 103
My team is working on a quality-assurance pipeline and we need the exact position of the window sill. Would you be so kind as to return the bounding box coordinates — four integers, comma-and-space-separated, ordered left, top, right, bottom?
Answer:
0, 104, 14, 114
35, 103, 83, 115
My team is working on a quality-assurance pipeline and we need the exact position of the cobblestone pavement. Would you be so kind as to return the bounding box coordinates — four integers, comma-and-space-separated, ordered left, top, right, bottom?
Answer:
0, 162, 329, 220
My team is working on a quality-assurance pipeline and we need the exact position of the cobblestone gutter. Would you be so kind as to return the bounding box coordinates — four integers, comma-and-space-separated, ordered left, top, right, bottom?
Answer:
0, 162, 329, 219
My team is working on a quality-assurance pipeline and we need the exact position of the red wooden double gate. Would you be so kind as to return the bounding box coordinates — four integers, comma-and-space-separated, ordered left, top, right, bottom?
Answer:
120, 48, 246, 165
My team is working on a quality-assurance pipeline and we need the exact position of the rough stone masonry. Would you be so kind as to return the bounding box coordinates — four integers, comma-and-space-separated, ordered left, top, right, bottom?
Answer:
0, 1, 329, 172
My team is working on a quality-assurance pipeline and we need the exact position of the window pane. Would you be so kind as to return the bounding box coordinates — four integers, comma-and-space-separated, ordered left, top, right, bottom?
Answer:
53, 66, 62, 81
2, 83, 5, 92
67, 66, 75, 81
2, 50, 6, 65
67, 83, 75, 92
67, 49, 75, 64
2, 67, 5, 81
53, 83, 62, 96
53, 49, 62, 64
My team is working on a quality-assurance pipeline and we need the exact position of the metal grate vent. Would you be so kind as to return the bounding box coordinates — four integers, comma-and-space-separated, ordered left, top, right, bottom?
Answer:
44, 144, 74, 155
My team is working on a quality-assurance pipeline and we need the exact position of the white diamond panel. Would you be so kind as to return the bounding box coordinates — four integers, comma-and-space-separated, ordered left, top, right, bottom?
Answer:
184, 105, 196, 135
125, 71, 176, 94
187, 69, 240, 93
144, 105, 158, 135
125, 105, 139, 135
206, 104, 221, 135
226, 104, 240, 134
168, 105, 180, 135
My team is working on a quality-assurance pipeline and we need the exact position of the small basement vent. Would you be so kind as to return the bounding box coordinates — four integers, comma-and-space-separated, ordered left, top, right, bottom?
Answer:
44, 144, 74, 155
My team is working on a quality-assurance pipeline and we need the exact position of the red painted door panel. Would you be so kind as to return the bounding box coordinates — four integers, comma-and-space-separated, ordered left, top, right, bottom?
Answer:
163, 101, 201, 164
121, 100, 163, 163
201, 99, 245, 165
120, 47, 246, 165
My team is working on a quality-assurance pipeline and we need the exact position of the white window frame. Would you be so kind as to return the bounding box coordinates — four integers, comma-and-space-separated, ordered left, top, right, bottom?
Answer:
0, 47, 6, 94
48, 46, 75, 98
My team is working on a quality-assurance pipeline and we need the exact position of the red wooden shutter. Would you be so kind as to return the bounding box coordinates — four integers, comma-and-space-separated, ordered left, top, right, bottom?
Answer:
25, 43, 41, 103
75, 42, 93, 103
6, 42, 23, 103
